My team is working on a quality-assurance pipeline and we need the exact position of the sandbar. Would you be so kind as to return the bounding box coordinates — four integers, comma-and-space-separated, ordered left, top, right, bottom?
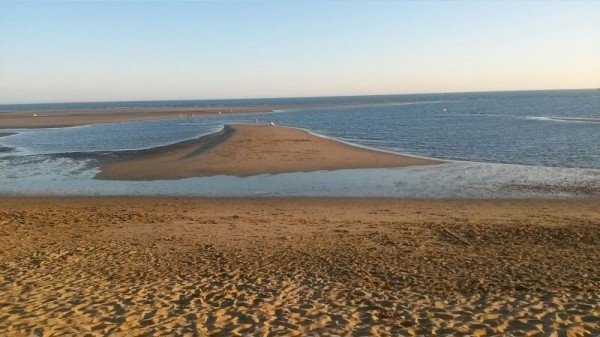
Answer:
0, 107, 272, 128
97, 124, 440, 180
0, 197, 598, 335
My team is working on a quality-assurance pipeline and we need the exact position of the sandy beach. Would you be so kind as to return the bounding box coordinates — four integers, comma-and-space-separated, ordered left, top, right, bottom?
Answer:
0, 107, 272, 129
98, 124, 439, 180
1, 103, 598, 337
0, 197, 598, 336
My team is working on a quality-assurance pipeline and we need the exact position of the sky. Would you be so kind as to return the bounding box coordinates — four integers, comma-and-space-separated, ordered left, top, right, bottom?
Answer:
0, 1, 599, 104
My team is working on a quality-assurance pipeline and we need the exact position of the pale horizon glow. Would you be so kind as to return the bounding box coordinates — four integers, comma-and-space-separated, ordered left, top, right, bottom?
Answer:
0, 1, 599, 104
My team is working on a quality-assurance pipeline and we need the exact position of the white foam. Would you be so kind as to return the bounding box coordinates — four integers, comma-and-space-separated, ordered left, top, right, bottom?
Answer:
1, 158, 598, 199
526, 116, 600, 123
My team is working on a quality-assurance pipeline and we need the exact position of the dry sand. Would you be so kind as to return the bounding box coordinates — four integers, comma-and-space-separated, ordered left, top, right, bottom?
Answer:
0, 107, 271, 129
98, 124, 439, 180
0, 197, 598, 336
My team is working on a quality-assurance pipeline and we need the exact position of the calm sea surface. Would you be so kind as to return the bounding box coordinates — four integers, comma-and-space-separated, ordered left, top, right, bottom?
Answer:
2, 89, 598, 168
1, 89, 599, 197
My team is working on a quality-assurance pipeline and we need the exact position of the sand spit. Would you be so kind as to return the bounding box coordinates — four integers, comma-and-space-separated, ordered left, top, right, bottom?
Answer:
97, 124, 439, 180
0, 107, 271, 129
0, 197, 598, 336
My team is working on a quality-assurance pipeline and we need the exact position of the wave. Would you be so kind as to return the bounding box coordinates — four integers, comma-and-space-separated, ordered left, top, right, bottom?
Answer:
527, 116, 600, 123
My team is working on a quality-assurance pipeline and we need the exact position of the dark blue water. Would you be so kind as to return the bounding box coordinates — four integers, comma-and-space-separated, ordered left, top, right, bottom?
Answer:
1, 89, 599, 169
2, 89, 596, 113
267, 90, 600, 169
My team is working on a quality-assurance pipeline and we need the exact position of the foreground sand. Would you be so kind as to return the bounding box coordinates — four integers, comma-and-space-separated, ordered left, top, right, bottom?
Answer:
0, 107, 271, 128
1, 197, 598, 336
98, 124, 439, 180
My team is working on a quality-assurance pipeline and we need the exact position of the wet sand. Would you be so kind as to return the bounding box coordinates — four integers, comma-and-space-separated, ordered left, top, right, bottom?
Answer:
1, 197, 598, 336
0, 107, 271, 128
98, 124, 440, 180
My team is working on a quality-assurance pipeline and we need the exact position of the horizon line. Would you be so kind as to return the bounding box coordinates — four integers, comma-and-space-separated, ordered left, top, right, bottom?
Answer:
0, 87, 597, 107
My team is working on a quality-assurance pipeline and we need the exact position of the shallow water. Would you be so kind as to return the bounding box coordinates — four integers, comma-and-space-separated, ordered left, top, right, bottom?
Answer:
0, 153, 598, 199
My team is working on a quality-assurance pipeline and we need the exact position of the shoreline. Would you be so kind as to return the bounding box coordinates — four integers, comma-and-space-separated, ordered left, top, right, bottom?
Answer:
0, 100, 447, 129
0, 101, 436, 129
2, 123, 599, 197
1, 196, 598, 335
97, 124, 441, 180
0, 106, 274, 128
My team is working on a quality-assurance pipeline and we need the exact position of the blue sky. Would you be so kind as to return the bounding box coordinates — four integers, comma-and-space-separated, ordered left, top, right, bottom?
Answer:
0, 1, 598, 104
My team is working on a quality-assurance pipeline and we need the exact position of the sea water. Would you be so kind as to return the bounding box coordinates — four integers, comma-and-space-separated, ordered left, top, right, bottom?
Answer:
1, 89, 598, 197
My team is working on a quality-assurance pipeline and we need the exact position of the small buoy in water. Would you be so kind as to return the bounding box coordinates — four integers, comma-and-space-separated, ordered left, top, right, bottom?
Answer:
443, 108, 447, 112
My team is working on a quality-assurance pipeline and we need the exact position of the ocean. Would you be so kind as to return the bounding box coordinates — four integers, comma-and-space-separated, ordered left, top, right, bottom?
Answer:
1, 89, 599, 197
